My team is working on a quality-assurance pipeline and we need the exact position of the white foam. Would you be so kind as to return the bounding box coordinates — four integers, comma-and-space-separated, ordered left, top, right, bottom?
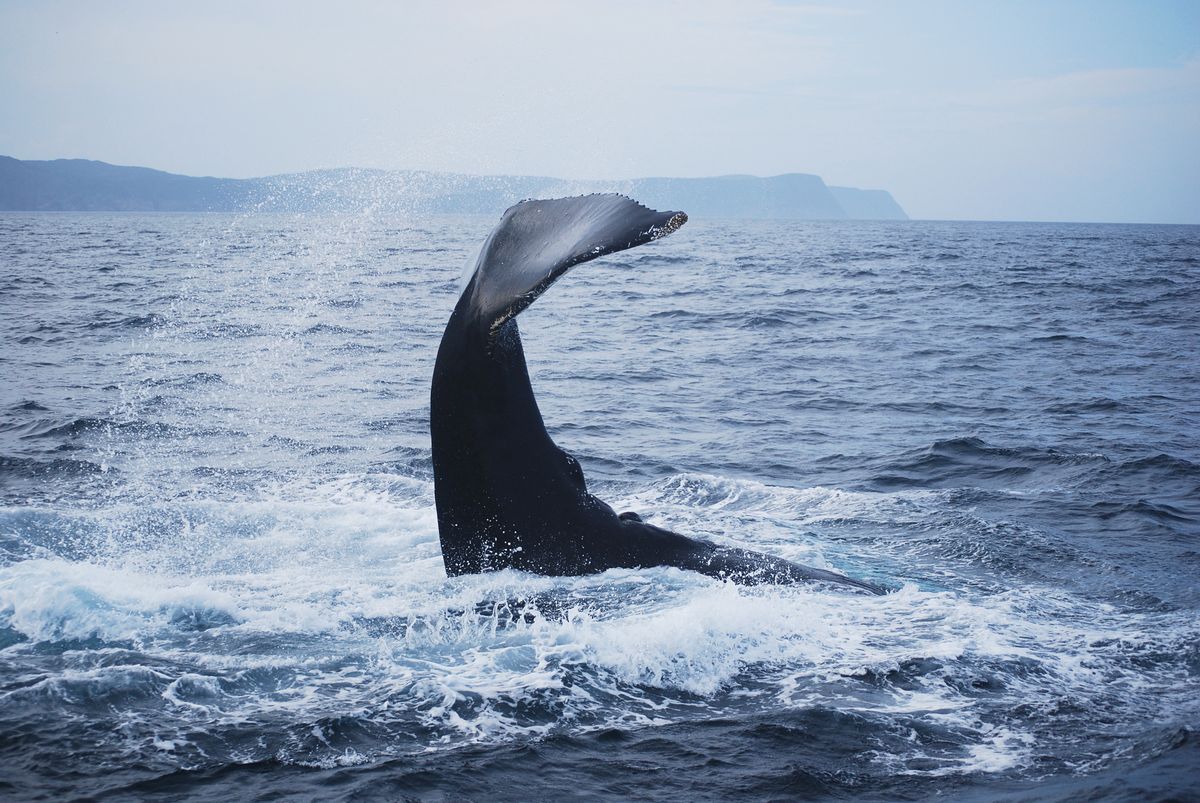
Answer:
3, 470, 1198, 774
0, 558, 241, 643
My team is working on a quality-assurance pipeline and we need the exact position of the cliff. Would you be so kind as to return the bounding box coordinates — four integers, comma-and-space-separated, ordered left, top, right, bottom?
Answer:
0, 156, 908, 220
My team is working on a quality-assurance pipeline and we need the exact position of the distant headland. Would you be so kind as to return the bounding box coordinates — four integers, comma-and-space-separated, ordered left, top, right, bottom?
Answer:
0, 155, 908, 220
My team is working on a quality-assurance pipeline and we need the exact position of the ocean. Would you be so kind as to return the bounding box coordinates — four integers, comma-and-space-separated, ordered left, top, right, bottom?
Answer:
1, 212, 1197, 800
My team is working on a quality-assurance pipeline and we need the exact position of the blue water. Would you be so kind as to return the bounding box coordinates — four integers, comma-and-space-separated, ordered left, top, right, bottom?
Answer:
1, 212, 1197, 800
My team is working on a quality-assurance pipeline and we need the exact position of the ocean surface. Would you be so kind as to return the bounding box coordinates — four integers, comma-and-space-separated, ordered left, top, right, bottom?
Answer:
1, 211, 1197, 801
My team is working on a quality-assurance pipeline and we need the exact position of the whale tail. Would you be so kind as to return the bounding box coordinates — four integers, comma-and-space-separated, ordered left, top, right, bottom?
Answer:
461, 194, 687, 334
432, 194, 884, 592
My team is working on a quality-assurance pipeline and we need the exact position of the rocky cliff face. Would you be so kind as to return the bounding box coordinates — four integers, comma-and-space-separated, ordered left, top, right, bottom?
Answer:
828, 186, 909, 220
0, 156, 908, 219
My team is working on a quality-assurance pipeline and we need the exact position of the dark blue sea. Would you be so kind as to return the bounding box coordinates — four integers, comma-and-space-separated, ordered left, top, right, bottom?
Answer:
1, 212, 1197, 801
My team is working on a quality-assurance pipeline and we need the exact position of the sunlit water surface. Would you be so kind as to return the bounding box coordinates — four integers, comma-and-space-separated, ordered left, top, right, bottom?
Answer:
1, 213, 1197, 800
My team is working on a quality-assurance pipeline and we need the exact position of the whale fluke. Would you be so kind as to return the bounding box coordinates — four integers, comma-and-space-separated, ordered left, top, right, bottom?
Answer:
463, 194, 686, 333
430, 194, 884, 594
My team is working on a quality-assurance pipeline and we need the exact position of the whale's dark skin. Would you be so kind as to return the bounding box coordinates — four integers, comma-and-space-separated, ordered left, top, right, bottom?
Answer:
430, 194, 883, 594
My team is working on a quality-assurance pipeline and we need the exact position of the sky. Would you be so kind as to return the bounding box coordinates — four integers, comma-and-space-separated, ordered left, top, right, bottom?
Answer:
1, 0, 1197, 222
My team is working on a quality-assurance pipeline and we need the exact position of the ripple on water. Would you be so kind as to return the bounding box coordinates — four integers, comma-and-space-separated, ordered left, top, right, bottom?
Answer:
0, 214, 1197, 799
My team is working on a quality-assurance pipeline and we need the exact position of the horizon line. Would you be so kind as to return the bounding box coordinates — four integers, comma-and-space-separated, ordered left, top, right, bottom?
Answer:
3, 153, 1195, 226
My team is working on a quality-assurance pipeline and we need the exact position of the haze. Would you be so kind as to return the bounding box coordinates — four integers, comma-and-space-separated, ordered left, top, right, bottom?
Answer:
1, 0, 1197, 223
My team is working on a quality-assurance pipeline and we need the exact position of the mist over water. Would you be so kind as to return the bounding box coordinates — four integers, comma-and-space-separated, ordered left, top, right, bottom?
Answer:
1, 212, 1197, 800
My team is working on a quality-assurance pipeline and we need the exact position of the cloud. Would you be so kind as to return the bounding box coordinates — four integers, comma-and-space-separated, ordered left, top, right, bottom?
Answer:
0, 0, 1196, 221
966, 57, 1200, 110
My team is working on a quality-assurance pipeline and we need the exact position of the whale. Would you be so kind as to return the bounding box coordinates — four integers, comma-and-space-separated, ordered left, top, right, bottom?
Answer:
430, 194, 883, 594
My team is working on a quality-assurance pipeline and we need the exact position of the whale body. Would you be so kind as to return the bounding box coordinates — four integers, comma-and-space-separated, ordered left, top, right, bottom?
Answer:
430, 194, 882, 594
